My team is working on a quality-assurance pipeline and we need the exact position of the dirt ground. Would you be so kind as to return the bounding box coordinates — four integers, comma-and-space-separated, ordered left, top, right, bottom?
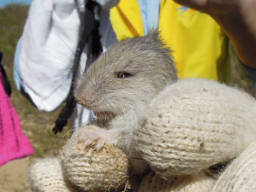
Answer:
0, 158, 31, 192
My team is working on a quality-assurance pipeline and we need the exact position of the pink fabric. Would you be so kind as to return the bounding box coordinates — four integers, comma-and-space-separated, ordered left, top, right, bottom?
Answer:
0, 72, 33, 166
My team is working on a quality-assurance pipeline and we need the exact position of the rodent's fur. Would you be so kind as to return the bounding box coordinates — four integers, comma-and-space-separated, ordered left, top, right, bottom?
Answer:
75, 32, 177, 123
75, 32, 177, 173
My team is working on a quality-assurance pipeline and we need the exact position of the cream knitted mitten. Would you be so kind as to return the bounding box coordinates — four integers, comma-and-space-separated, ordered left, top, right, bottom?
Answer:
29, 158, 71, 192
29, 79, 256, 192
138, 171, 216, 192
61, 125, 129, 192
135, 79, 256, 177
29, 125, 129, 192
212, 140, 256, 192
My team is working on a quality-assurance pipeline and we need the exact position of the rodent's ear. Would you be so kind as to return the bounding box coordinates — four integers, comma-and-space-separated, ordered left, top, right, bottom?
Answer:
115, 71, 133, 79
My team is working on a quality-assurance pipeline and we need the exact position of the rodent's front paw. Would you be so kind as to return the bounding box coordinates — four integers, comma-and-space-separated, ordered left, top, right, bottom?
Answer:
78, 128, 120, 151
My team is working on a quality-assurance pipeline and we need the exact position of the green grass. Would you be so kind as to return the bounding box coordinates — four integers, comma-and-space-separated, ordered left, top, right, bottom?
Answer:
0, 5, 27, 57
0, 4, 71, 158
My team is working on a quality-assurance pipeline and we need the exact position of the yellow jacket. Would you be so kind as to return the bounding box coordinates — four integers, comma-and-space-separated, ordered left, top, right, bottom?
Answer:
110, 0, 230, 82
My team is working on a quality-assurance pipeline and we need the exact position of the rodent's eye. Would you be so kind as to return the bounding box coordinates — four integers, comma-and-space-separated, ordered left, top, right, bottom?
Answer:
116, 71, 133, 79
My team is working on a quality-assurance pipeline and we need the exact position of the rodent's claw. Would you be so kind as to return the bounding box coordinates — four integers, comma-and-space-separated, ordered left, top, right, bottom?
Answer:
84, 139, 93, 147
95, 139, 105, 151
78, 129, 119, 151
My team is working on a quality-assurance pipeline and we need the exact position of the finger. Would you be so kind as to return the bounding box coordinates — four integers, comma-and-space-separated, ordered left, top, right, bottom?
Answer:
173, 0, 207, 11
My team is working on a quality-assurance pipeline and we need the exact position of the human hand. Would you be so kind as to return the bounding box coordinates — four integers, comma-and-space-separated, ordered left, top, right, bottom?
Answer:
173, 0, 256, 31
173, 0, 240, 16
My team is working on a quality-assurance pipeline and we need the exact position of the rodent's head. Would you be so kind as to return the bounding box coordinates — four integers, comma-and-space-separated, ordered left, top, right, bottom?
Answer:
75, 32, 177, 121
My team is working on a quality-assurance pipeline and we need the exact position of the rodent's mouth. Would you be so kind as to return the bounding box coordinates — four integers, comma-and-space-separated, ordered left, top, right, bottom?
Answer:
94, 111, 116, 121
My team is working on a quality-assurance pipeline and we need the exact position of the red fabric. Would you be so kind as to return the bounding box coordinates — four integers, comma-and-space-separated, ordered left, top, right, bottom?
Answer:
0, 72, 33, 166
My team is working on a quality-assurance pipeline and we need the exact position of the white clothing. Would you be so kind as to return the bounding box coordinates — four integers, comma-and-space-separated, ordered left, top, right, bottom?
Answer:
14, 0, 117, 128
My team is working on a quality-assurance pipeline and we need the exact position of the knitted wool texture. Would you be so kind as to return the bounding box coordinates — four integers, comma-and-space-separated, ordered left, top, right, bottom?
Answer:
61, 125, 129, 192
138, 171, 216, 192
135, 79, 256, 177
212, 140, 256, 192
29, 158, 71, 192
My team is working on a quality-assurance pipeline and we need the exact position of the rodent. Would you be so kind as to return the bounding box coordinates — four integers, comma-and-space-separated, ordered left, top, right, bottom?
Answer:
74, 32, 177, 173
75, 32, 176, 122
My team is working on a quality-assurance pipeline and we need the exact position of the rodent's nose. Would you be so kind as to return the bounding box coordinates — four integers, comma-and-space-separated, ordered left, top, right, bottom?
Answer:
75, 96, 87, 106
75, 86, 96, 109
75, 94, 95, 110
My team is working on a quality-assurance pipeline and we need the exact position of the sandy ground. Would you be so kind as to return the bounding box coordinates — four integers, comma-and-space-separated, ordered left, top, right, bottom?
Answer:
0, 157, 31, 192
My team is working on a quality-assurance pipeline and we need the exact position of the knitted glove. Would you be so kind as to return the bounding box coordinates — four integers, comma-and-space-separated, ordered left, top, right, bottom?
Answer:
134, 79, 256, 177
29, 125, 129, 192
212, 140, 256, 192
138, 171, 215, 192
29, 158, 72, 192
61, 125, 129, 192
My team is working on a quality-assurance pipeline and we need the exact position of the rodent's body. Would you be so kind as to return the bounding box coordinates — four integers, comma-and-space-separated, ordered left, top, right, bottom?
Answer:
75, 33, 177, 173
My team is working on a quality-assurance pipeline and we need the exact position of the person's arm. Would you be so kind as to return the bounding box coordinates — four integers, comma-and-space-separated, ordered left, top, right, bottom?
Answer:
174, 0, 256, 69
